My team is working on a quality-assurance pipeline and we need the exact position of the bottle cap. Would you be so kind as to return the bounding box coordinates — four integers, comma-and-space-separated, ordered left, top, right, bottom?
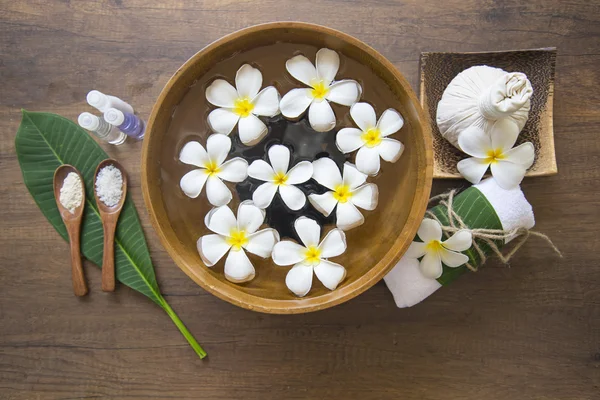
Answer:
86, 90, 107, 110
78, 112, 100, 131
104, 108, 125, 126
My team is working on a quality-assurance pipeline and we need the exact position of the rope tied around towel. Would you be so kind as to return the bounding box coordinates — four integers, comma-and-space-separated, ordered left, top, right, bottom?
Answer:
426, 190, 562, 272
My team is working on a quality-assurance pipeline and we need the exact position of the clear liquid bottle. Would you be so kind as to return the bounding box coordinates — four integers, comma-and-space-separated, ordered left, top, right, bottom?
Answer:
86, 90, 134, 114
104, 108, 145, 140
78, 112, 126, 145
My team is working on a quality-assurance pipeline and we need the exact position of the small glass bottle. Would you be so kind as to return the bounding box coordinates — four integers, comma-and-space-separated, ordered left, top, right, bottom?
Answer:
78, 112, 126, 145
104, 108, 145, 140
86, 90, 134, 114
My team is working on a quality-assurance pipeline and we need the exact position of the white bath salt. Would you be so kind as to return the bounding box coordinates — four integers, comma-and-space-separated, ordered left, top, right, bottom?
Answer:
59, 172, 83, 214
95, 164, 123, 207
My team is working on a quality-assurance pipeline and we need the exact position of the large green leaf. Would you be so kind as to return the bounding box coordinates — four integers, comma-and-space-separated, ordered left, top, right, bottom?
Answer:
15, 110, 206, 359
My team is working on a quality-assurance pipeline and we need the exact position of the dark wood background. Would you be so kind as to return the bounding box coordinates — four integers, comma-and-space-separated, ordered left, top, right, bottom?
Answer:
1, 1, 599, 399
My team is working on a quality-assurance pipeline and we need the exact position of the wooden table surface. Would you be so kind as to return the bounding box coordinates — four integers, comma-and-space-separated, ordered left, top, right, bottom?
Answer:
1, 1, 599, 399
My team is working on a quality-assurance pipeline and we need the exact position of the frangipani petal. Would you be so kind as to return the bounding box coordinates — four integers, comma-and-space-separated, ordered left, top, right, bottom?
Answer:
279, 88, 313, 118
308, 192, 338, 217
443, 230, 473, 252
503, 142, 535, 169
206, 175, 232, 206
268, 144, 290, 174
235, 64, 262, 99
336, 127, 364, 154
315, 48, 339, 85
355, 145, 381, 176
420, 251, 443, 279
279, 184, 306, 211
252, 86, 280, 117
295, 217, 321, 248
314, 260, 346, 291
206, 134, 231, 166
318, 228, 346, 258
207, 108, 240, 135
490, 118, 520, 152
491, 160, 527, 189
245, 228, 280, 258
286, 161, 313, 185
342, 162, 367, 189
252, 182, 278, 209
308, 99, 336, 132
350, 183, 378, 210
217, 158, 248, 182
206, 79, 238, 108
349, 102, 377, 131
205, 205, 237, 236
197, 234, 231, 267
406, 241, 427, 258
417, 218, 443, 243
378, 138, 404, 163
224, 249, 255, 283
285, 264, 314, 297
326, 80, 362, 106
286, 55, 318, 87
336, 201, 364, 231
272, 241, 306, 266
248, 159, 275, 182
312, 157, 342, 190
179, 141, 209, 168
457, 157, 489, 185
238, 114, 267, 145
236, 200, 265, 234
439, 248, 469, 268
377, 108, 404, 136
458, 126, 490, 158
180, 169, 208, 198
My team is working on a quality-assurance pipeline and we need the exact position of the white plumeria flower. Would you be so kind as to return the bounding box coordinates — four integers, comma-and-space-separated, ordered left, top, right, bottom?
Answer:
272, 217, 347, 297
248, 144, 313, 211
457, 119, 535, 190
336, 102, 405, 176
406, 218, 473, 280
179, 134, 248, 206
279, 48, 362, 132
198, 201, 280, 283
206, 64, 280, 145
308, 158, 378, 231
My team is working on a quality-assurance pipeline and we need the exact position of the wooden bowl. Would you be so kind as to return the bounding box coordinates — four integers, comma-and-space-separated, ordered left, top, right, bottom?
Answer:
142, 22, 433, 314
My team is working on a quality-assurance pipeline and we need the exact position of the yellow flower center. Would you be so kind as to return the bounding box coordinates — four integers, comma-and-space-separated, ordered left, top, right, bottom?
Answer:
233, 97, 255, 117
310, 80, 329, 100
273, 171, 288, 186
425, 240, 444, 253
303, 245, 322, 265
484, 149, 506, 164
333, 184, 353, 203
227, 229, 249, 251
204, 160, 221, 176
361, 128, 382, 148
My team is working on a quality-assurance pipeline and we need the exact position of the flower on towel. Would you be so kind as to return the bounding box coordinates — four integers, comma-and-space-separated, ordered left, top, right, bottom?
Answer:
406, 218, 473, 279
336, 102, 405, 175
197, 201, 279, 283
206, 64, 280, 145
272, 217, 347, 297
457, 119, 535, 190
248, 144, 313, 211
308, 157, 378, 231
279, 48, 362, 132
179, 134, 248, 206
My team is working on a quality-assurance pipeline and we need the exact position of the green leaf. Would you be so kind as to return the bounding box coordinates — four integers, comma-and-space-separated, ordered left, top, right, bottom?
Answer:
15, 110, 206, 359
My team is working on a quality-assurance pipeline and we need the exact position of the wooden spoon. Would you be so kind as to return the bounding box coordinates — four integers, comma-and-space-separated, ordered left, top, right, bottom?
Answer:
94, 159, 128, 292
53, 165, 88, 297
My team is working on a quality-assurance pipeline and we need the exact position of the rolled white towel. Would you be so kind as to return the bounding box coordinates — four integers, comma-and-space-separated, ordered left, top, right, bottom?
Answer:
384, 177, 535, 308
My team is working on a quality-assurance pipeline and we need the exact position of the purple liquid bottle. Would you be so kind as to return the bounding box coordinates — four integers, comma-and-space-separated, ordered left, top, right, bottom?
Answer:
104, 108, 145, 140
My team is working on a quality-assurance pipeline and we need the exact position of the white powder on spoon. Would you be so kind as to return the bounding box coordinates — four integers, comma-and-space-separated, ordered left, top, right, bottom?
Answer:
95, 164, 123, 207
59, 172, 83, 214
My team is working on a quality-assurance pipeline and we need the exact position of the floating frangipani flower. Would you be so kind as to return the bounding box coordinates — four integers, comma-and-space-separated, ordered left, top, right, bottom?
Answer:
336, 102, 405, 175
206, 64, 280, 145
272, 217, 347, 297
405, 218, 473, 279
457, 119, 535, 190
308, 158, 378, 231
248, 144, 313, 211
198, 201, 280, 283
179, 134, 248, 206
279, 48, 362, 132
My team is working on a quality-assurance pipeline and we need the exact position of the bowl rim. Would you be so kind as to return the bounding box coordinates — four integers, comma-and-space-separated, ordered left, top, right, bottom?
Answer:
142, 21, 433, 314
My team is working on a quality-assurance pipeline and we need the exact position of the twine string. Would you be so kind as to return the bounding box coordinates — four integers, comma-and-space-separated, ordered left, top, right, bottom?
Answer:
425, 190, 562, 272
